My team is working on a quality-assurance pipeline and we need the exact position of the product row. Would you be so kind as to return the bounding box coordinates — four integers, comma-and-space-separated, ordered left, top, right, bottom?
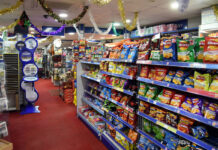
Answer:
138, 83, 217, 120
139, 66, 218, 93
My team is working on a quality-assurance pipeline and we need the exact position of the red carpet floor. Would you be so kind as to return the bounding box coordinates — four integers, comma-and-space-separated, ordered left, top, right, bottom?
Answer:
4, 79, 107, 150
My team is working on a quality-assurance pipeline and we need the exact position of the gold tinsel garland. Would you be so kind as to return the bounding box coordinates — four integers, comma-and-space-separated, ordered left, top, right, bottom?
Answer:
212, 5, 218, 21
92, 0, 112, 6
0, 19, 20, 32
0, 0, 23, 16
37, 0, 88, 25
118, 0, 138, 31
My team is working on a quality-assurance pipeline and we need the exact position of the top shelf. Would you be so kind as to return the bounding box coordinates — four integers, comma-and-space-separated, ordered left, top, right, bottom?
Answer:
137, 60, 218, 70
131, 27, 199, 39
81, 61, 100, 65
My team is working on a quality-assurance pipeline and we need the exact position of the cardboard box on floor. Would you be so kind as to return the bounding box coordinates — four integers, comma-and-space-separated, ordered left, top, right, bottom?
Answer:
0, 139, 13, 150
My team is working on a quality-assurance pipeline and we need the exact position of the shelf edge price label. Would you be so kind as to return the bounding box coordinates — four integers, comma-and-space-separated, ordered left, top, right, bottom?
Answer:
158, 121, 177, 133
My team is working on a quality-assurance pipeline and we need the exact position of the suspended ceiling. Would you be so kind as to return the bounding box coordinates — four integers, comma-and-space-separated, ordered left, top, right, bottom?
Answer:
0, 0, 217, 42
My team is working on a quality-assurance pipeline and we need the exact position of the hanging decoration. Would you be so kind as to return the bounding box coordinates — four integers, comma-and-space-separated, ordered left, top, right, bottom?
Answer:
213, 5, 218, 21
88, 10, 112, 35
73, 24, 83, 39
112, 24, 120, 36
118, 0, 138, 31
0, 0, 23, 16
30, 23, 66, 36
0, 19, 20, 32
38, 36, 54, 44
136, 17, 145, 37
37, 0, 88, 25
177, 0, 190, 12
92, 0, 112, 6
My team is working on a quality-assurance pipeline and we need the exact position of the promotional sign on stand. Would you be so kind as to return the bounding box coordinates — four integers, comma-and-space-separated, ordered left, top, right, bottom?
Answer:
16, 37, 40, 114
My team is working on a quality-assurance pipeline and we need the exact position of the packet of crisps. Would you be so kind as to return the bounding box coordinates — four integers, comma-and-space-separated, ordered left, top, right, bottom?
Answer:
194, 37, 205, 62
163, 38, 177, 61
177, 39, 195, 62
172, 70, 189, 85
194, 71, 211, 91
209, 74, 218, 93
203, 37, 218, 63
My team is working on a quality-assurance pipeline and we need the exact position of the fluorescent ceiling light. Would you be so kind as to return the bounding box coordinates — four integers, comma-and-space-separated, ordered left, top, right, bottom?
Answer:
61, 36, 65, 38
171, 1, 179, 9
113, 22, 121, 26
30, 28, 34, 30
59, 13, 68, 18
31, 31, 35, 34
68, 32, 75, 35
126, 19, 131, 23
112, 34, 116, 36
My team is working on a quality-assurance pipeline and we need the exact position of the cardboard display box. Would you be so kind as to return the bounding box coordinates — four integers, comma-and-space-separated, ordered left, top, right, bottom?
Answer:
0, 139, 13, 150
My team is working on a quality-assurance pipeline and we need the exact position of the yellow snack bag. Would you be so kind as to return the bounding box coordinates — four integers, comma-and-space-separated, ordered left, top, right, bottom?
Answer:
108, 62, 116, 73
194, 71, 211, 91
209, 75, 218, 93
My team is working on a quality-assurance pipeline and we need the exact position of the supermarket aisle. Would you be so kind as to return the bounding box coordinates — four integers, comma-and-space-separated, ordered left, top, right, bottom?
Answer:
5, 79, 107, 150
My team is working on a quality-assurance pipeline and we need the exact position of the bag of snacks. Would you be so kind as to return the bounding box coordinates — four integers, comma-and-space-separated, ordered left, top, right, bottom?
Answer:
156, 89, 175, 104
140, 66, 149, 78
177, 139, 191, 150
170, 93, 186, 107
149, 106, 158, 118
191, 98, 203, 116
183, 74, 194, 88
172, 70, 189, 85
128, 113, 137, 126
116, 63, 125, 74
143, 119, 151, 133
194, 37, 205, 62
209, 74, 218, 93
128, 129, 138, 143
166, 112, 178, 128
148, 68, 156, 80
163, 38, 177, 61
204, 103, 217, 120
164, 131, 179, 150
120, 45, 130, 59
139, 101, 150, 113
177, 39, 195, 62
156, 109, 166, 122
149, 49, 163, 61
154, 67, 168, 81
194, 71, 211, 91
191, 126, 208, 139
128, 66, 137, 77
164, 70, 176, 83
145, 85, 159, 99
128, 46, 138, 61
122, 110, 128, 121
181, 97, 192, 112
138, 82, 147, 96
203, 37, 218, 63
108, 62, 116, 73
177, 116, 194, 134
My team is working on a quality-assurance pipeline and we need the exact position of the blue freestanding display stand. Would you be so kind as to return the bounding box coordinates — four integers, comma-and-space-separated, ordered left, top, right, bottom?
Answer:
16, 37, 40, 114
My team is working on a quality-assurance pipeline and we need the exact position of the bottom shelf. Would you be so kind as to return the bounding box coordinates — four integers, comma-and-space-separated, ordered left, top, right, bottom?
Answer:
78, 112, 100, 135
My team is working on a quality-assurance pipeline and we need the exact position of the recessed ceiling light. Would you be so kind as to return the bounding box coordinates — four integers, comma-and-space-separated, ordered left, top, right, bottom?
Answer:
113, 22, 121, 26
31, 31, 35, 34
126, 19, 131, 23
171, 1, 179, 9
68, 32, 75, 35
59, 13, 68, 18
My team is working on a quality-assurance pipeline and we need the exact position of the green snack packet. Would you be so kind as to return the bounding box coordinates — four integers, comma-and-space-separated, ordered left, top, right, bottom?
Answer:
155, 128, 165, 141
194, 38, 205, 62
143, 119, 151, 133
145, 85, 159, 99
149, 49, 163, 61
177, 39, 195, 62
138, 83, 147, 96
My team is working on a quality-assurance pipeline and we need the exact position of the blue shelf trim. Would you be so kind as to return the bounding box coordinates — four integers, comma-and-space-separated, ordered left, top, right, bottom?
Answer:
137, 77, 217, 99
82, 98, 104, 115
100, 58, 134, 63
102, 132, 126, 150
131, 27, 199, 38
102, 117, 134, 144
107, 111, 134, 129
100, 70, 134, 80
136, 60, 218, 70
78, 112, 100, 135
137, 95, 218, 128
137, 111, 216, 150
137, 144, 144, 150
81, 74, 100, 83
84, 90, 104, 101
81, 61, 100, 65
137, 128, 166, 149
100, 82, 134, 96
